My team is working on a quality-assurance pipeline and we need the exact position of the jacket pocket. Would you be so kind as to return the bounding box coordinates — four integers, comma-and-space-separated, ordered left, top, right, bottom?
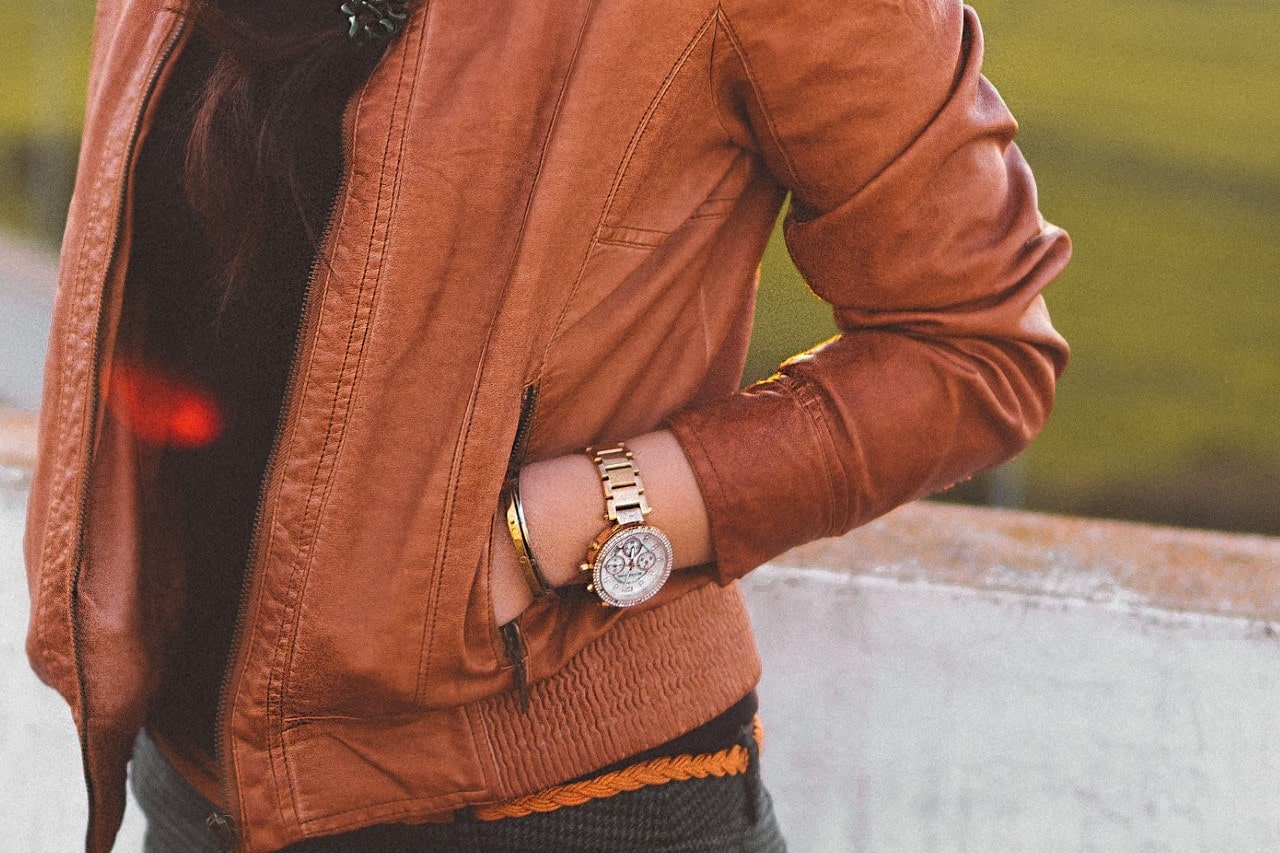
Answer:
445, 376, 719, 711
596, 193, 742, 249
485, 379, 540, 705
279, 376, 546, 719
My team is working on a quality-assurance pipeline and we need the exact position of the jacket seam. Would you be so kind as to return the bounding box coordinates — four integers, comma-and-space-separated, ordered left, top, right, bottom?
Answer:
50, 2, 188, 711
593, 194, 738, 247
280, 26, 424, 829
595, 237, 665, 250
708, 7, 737, 147
601, 223, 668, 235
275, 141, 363, 843
41, 36, 127, 683
596, 11, 719, 237
418, 1, 598, 704
542, 8, 718, 356
419, 377, 473, 700
690, 206, 736, 220
714, 6, 806, 197
272, 103, 368, 839
783, 371, 850, 539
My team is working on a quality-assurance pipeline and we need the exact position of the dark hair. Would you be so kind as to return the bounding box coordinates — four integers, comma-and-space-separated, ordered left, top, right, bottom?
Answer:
178, 0, 394, 316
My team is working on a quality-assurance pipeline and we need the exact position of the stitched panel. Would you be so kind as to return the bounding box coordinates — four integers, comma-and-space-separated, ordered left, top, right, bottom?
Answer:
596, 13, 745, 242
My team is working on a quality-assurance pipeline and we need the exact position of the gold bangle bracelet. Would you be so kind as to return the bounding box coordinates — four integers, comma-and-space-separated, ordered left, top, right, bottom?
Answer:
503, 478, 555, 599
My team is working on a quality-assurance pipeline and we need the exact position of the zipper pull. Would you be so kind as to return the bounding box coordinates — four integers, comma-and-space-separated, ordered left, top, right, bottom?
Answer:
499, 619, 531, 712
206, 811, 238, 852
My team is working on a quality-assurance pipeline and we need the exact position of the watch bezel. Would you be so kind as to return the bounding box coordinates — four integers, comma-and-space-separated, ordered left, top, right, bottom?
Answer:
583, 521, 674, 608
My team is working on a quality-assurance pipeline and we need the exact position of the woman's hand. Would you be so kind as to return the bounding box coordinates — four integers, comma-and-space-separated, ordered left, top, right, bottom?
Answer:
488, 452, 602, 626
488, 429, 716, 626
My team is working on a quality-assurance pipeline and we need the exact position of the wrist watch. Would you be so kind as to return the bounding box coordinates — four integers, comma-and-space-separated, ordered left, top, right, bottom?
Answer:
579, 442, 674, 608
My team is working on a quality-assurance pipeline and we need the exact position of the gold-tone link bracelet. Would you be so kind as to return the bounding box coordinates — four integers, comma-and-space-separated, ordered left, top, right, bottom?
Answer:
502, 479, 555, 598
584, 442, 650, 526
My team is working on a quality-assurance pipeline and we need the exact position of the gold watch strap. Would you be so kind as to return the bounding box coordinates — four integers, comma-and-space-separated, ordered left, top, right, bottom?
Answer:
584, 442, 649, 526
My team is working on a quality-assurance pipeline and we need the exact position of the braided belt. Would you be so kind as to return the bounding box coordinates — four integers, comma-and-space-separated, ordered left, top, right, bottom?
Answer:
472, 715, 765, 821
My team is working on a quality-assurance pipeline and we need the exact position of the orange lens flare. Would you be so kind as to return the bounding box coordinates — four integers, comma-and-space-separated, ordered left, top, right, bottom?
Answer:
107, 356, 224, 448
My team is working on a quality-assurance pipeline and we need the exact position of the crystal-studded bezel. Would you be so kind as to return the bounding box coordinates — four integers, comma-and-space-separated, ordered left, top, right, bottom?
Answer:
588, 523, 674, 608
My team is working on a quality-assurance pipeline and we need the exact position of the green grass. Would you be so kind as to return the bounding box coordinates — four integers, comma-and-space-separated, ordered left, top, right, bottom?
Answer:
1024, 157, 1279, 487
973, 0, 1279, 182
0, 2, 92, 137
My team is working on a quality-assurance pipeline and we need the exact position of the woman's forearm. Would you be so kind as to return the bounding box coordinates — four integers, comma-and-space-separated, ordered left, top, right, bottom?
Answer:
489, 429, 714, 624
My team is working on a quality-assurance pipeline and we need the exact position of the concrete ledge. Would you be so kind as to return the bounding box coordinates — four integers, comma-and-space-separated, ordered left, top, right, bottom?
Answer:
742, 509, 1280, 850
774, 500, 1280, 624
0, 233, 57, 410
0, 235, 58, 307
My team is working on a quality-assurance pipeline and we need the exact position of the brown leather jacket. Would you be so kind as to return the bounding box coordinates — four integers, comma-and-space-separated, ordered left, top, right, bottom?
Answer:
24, 0, 1070, 849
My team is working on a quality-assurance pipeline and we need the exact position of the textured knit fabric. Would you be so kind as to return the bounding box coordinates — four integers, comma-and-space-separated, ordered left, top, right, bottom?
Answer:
130, 719, 786, 853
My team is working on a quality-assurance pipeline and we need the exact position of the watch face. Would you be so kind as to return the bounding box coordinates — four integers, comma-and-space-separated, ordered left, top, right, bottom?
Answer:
592, 524, 674, 608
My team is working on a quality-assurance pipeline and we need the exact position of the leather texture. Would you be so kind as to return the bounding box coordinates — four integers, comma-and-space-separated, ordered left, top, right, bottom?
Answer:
23, 0, 1070, 850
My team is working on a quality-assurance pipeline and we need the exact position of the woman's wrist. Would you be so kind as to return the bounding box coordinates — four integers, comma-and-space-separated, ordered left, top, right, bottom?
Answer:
518, 429, 715, 583
489, 455, 601, 625
517, 452, 607, 588
490, 499, 534, 624
489, 428, 716, 625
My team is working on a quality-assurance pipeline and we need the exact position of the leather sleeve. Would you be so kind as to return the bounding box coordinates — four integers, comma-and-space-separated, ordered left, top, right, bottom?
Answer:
659, 0, 1072, 585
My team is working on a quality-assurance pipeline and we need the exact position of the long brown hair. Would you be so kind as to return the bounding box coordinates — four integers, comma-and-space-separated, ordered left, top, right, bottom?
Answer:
178, 0, 395, 316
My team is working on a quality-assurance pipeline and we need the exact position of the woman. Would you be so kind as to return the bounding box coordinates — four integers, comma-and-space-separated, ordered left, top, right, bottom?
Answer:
22, 0, 1071, 850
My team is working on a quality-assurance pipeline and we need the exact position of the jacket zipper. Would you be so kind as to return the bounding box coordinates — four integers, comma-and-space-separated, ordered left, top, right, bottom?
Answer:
505, 380, 540, 485
207, 73, 360, 853
498, 619, 532, 712
498, 380, 540, 711
69, 15, 189, 849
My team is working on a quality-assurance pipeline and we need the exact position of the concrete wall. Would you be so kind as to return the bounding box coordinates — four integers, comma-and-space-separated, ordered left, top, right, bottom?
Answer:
0, 237, 55, 410
3, 428, 1279, 851
742, 505, 1280, 851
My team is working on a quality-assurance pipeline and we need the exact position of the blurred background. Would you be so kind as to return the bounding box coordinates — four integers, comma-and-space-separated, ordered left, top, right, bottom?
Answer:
1, 3, 1277, 850
1, 0, 1277, 534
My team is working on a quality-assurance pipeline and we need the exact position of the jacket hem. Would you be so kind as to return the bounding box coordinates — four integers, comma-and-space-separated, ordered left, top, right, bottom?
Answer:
241, 579, 761, 851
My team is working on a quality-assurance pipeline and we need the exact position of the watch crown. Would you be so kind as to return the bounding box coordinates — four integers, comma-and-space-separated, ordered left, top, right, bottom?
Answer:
586, 583, 595, 593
